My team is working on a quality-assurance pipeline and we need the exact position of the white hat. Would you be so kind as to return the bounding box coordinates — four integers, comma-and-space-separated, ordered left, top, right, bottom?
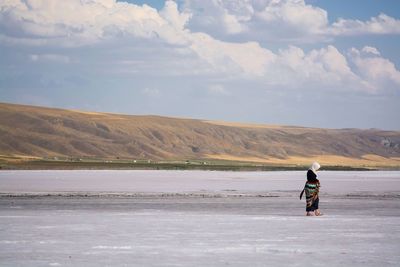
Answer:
310, 162, 321, 174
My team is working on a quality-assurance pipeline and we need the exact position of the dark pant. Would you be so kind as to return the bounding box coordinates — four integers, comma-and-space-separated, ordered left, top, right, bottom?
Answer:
306, 197, 319, 212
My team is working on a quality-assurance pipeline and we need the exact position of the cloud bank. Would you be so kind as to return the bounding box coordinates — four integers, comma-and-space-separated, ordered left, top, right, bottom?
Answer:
0, 0, 399, 129
1, 0, 399, 93
184, 0, 400, 42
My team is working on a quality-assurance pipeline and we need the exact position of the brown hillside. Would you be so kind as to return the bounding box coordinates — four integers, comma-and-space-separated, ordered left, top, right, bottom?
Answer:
0, 102, 399, 166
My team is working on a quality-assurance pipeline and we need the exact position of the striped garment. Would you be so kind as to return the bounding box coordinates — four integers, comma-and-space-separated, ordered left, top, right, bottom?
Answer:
304, 180, 320, 208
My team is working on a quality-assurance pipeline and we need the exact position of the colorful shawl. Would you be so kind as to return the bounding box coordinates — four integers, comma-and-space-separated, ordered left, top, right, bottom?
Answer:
304, 180, 320, 207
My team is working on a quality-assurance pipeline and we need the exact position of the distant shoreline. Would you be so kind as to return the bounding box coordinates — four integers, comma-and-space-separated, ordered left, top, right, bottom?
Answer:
2, 154, 399, 171
0, 158, 382, 171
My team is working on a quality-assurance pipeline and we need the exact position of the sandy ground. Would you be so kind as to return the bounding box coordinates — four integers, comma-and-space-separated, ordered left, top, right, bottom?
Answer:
0, 171, 399, 266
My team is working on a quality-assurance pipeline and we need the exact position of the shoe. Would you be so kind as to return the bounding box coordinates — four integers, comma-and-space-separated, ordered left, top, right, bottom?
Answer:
315, 210, 323, 216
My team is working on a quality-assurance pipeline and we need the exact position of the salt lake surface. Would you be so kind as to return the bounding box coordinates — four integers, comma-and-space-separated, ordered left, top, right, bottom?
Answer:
1, 170, 400, 196
1, 170, 400, 266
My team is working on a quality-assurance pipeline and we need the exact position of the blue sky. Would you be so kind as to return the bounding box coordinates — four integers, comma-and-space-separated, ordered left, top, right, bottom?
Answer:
311, 0, 400, 21
0, 0, 399, 130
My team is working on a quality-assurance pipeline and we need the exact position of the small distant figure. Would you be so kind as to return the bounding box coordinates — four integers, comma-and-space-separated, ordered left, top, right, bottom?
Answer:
300, 162, 322, 216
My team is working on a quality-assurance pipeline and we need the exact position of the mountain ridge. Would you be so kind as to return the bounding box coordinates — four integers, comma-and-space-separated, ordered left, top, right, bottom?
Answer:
1, 102, 399, 167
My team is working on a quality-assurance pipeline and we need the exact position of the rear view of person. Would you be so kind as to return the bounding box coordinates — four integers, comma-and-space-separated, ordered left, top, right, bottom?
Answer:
300, 162, 322, 216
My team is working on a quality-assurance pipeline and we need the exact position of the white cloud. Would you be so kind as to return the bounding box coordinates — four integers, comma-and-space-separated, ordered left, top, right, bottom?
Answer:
222, 12, 246, 34
308, 45, 355, 78
255, 0, 328, 35
30, 54, 71, 63
188, 33, 276, 76
361, 46, 381, 56
183, 0, 400, 44
160, 0, 191, 31
1, 0, 399, 95
158, 0, 192, 45
349, 47, 400, 92
331, 13, 400, 36
272, 45, 363, 90
183, 0, 329, 42
182, 0, 252, 36
0, 0, 179, 46
0, 0, 273, 76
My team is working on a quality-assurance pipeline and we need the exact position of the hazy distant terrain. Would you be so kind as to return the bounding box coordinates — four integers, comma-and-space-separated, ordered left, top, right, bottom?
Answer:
0, 102, 399, 167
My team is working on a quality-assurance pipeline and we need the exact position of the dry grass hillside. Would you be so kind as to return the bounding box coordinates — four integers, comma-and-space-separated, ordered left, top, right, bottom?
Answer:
1, 102, 400, 167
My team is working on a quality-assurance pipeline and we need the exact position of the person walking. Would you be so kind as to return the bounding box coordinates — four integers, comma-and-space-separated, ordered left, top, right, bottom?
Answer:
300, 162, 322, 216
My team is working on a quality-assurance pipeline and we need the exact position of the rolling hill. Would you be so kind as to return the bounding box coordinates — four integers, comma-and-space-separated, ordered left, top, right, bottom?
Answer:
0, 102, 399, 167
